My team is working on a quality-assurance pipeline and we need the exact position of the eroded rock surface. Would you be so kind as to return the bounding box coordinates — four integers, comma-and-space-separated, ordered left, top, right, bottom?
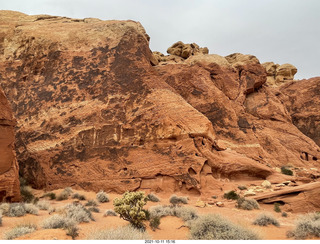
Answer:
0, 86, 20, 201
262, 62, 297, 86
0, 11, 319, 205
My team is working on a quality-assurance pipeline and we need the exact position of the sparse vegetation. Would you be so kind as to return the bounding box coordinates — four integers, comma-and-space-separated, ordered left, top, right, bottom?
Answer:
274, 203, 281, 213
96, 190, 109, 203
42, 192, 56, 200
57, 189, 71, 201
253, 213, 280, 227
0, 213, 2, 226
238, 185, 247, 190
7, 203, 27, 217
72, 193, 86, 201
66, 225, 79, 240
5, 223, 37, 240
113, 191, 148, 230
147, 193, 160, 202
189, 214, 260, 240
41, 214, 76, 229
85, 199, 98, 207
24, 203, 39, 215
64, 187, 73, 195
104, 209, 117, 217
281, 166, 293, 176
87, 225, 150, 240
36, 200, 50, 210
88, 207, 100, 213
0, 202, 10, 216
149, 205, 198, 222
169, 194, 188, 205
287, 212, 320, 239
224, 190, 239, 200
282, 212, 288, 217
236, 197, 260, 210
65, 203, 93, 223
20, 186, 35, 203
149, 216, 161, 231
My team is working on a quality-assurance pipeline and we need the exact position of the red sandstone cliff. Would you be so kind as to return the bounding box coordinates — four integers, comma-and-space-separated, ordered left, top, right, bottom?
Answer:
0, 11, 319, 203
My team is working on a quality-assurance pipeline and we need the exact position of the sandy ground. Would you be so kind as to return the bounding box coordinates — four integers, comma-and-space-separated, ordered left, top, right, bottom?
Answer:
0, 187, 317, 240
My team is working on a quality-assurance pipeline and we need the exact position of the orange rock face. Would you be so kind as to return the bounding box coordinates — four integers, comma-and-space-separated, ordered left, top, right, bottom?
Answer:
0, 11, 319, 201
0, 86, 20, 201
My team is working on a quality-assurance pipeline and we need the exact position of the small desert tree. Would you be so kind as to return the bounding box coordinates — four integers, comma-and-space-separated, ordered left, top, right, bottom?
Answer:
113, 191, 148, 230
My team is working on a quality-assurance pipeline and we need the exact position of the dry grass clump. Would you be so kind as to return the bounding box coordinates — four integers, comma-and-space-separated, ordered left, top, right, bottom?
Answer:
66, 225, 79, 240
72, 193, 86, 201
96, 190, 109, 203
253, 213, 280, 227
103, 209, 117, 217
189, 214, 260, 240
0, 212, 2, 226
36, 200, 50, 210
85, 199, 98, 207
88, 207, 100, 213
5, 223, 37, 240
41, 214, 76, 229
87, 225, 150, 240
24, 203, 39, 215
65, 203, 94, 223
169, 195, 188, 205
7, 203, 27, 217
149, 205, 198, 222
236, 197, 260, 210
0, 202, 10, 216
147, 193, 160, 202
42, 192, 56, 200
57, 189, 71, 201
287, 212, 320, 239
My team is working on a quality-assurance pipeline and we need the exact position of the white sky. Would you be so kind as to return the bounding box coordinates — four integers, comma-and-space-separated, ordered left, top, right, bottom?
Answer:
1, 0, 320, 79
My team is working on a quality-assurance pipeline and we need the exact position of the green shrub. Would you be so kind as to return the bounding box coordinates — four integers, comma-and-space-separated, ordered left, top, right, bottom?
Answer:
189, 214, 260, 240
274, 203, 281, 213
20, 186, 35, 203
169, 195, 188, 205
72, 193, 86, 201
113, 191, 148, 230
282, 212, 288, 217
236, 198, 260, 210
36, 200, 50, 210
281, 166, 293, 176
66, 225, 79, 240
85, 200, 98, 207
149, 216, 161, 231
5, 223, 37, 240
56, 190, 70, 201
287, 212, 320, 239
253, 213, 280, 227
147, 193, 160, 202
104, 209, 117, 217
238, 185, 247, 190
224, 191, 239, 200
7, 203, 26, 217
96, 190, 109, 203
87, 225, 150, 240
42, 192, 56, 200
41, 214, 76, 229
24, 203, 39, 215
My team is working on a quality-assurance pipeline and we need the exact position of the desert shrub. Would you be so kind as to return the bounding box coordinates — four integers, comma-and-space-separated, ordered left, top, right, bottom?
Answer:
57, 190, 70, 201
24, 203, 39, 215
48, 207, 56, 214
189, 214, 260, 240
5, 223, 37, 240
85, 200, 98, 207
169, 195, 188, 205
36, 200, 50, 210
147, 193, 160, 202
238, 185, 247, 190
224, 191, 239, 200
8, 203, 26, 217
72, 193, 86, 201
253, 213, 280, 227
149, 216, 161, 231
0, 212, 2, 226
104, 209, 117, 217
149, 205, 198, 222
281, 166, 293, 176
41, 214, 76, 229
287, 212, 320, 239
96, 190, 109, 203
274, 203, 281, 213
0, 202, 10, 216
88, 207, 100, 213
282, 212, 288, 217
64, 187, 73, 194
88, 225, 150, 240
113, 191, 148, 229
65, 203, 93, 223
236, 198, 260, 210
66, 225, 79, 240
20, 186, 35, 203
42, 192, 56, 200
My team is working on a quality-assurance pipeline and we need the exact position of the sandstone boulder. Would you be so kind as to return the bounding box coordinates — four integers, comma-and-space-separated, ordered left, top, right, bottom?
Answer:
167, 41, 208, 59
262, 62, 297, 86
0, 86, 20, 202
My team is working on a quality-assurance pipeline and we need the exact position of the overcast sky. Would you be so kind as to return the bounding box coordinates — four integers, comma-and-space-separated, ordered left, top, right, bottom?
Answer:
1, 0, 320, 79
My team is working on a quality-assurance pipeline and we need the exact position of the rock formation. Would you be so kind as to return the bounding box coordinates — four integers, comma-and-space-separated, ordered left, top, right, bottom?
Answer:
262, 62, 297, 86
0, 11, 319, 208
0, 86, 20, 201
